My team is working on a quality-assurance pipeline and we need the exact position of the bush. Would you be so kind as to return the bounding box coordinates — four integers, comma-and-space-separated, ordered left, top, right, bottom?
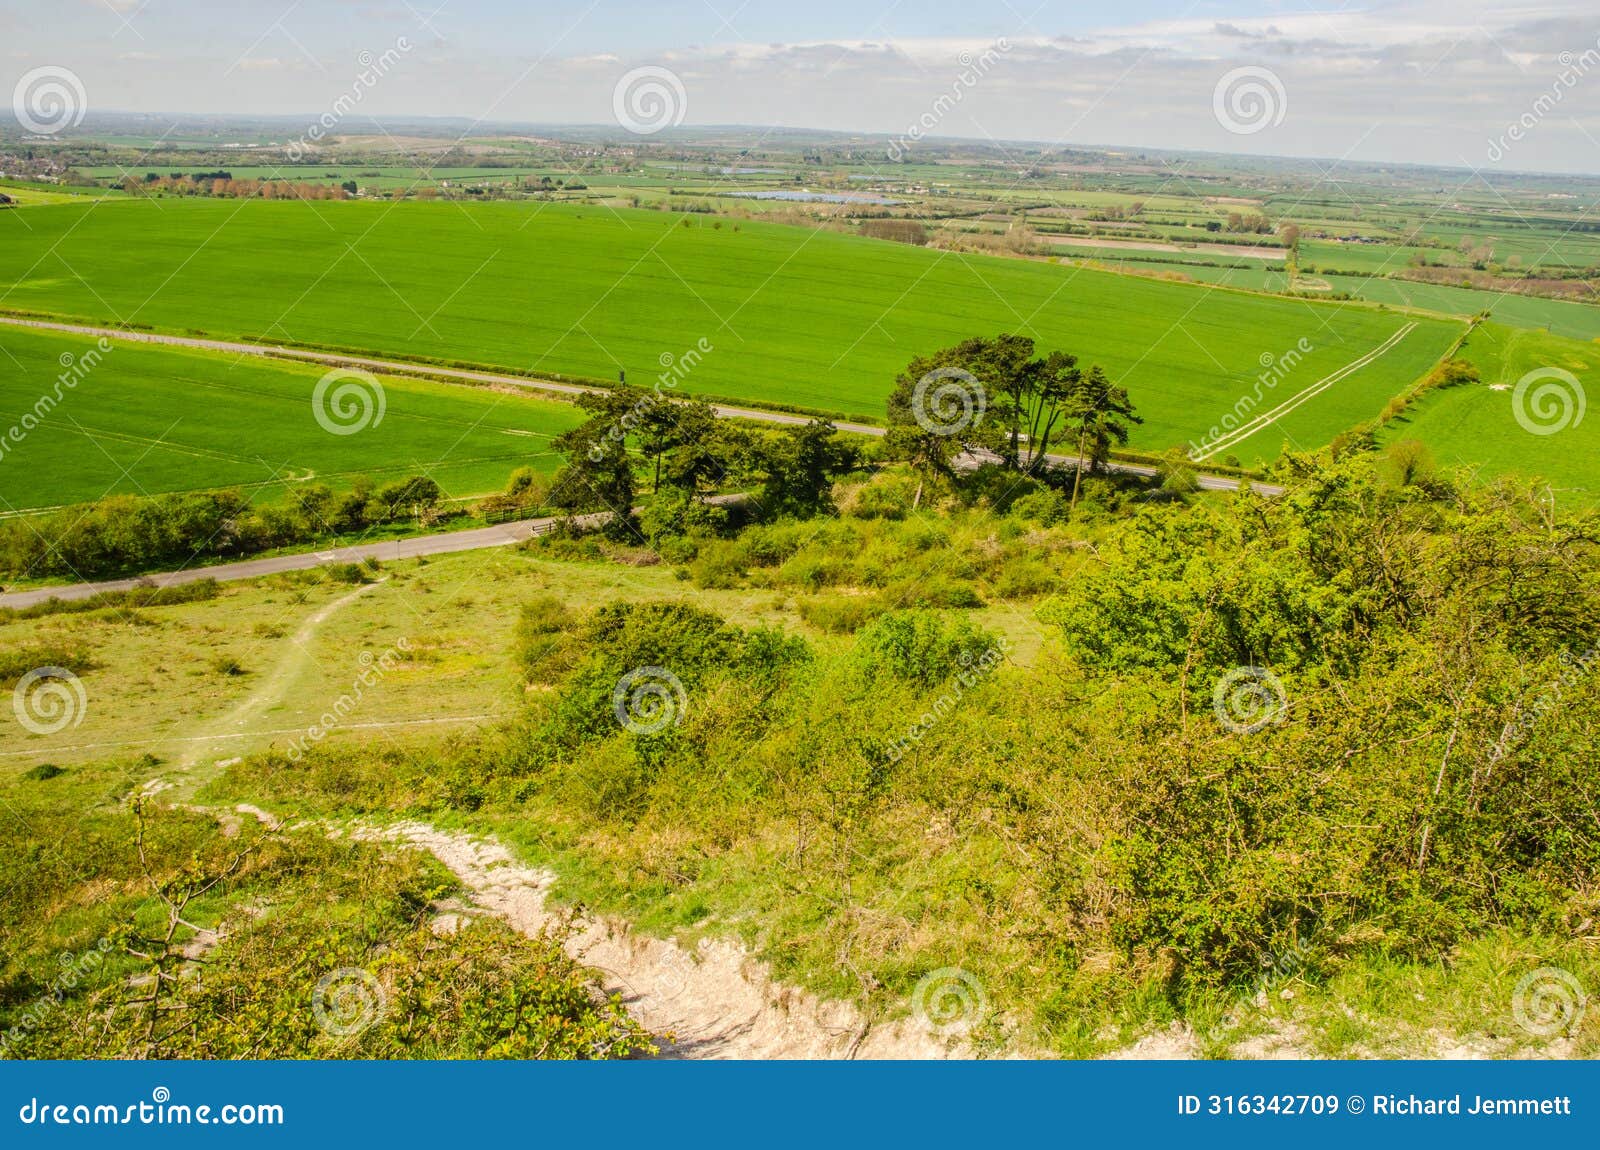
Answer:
852, 610, 1002, 686
0, 472, 448, 580
0, 643, 94, 683
797, 594, 885, 633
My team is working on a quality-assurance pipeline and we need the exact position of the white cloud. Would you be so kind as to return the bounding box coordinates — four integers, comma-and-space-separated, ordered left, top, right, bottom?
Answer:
20, 2, 1600, 174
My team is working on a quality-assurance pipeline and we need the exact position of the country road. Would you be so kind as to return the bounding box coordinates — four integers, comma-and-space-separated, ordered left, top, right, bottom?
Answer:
0, 515, 566, 609
0, 315, 1281, 609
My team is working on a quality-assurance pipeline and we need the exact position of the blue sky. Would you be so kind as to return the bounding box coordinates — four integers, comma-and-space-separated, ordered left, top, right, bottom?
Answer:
8, 1, 1600, 173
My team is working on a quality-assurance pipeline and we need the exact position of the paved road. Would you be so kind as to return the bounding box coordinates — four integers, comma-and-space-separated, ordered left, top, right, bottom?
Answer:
0, 317, 1282, 609
0, 517, 567, 609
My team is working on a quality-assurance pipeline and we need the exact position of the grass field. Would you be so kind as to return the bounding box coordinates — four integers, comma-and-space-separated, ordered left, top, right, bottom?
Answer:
1209, 319, 1459, 466
0, 544, 1050, 770
1379, 322, 1600, 498
1324, 274, 1600, 342
0, 182, 120, 207
0, 198, 1464, 452
0, 326, 583, 511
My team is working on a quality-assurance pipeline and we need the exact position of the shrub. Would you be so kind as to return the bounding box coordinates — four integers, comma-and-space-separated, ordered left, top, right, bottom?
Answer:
797, 594, 885, 634
853, 610, 1002, 686
0, 644, 94, 683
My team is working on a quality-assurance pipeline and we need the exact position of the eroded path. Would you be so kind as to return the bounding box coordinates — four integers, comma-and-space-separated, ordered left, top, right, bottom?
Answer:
363, 821, 966, 1060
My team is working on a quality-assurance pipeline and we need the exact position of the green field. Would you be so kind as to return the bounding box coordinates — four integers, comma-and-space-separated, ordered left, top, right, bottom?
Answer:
1379, 323, 1599, 497
0, 326, 583, 511
0, 198, 1464, 453
1325, 274, 1600, 343
1213, 318, 1460, 467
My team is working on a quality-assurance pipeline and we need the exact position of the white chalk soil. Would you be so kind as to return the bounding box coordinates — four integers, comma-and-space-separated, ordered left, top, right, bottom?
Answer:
197, 806, 1579, 1061
363, 821, 969, 1060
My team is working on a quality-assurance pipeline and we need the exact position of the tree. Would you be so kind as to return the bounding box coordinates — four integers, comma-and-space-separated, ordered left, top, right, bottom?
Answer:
886, 336, 1144, 504
755, 419, 859, 517
1063, 365, 1142, 515
1021, 350, 1080, 471
885, 346, 988, 509
549, 420, 638, 539
659, 401, 738, 499
649, 397, 722, 496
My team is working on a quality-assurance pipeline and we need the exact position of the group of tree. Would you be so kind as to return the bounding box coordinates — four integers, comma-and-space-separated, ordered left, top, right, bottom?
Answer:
120, 175, 351, 200
544, 334, 1141, 533
546, 386, 859, 541
884, 334, 1140, 511
858, 219, 930, 246
1225, 211, 1275, 234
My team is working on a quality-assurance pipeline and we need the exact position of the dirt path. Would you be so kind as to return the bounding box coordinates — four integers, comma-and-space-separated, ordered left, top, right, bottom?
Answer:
364, 821, 967, 1060
173, 581, 384, 774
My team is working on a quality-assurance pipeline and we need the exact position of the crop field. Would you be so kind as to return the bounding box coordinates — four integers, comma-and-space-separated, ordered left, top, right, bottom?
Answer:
0, 198, 1464, 453
0, 182, 119, 206
1379, 322, 1600, 496
1202, 319, 1458, 466
0, 326, 583, 512
1323, 275, 1600, 343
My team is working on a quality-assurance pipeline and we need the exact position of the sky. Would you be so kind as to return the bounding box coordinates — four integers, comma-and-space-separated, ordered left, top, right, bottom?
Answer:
7, 0, 1600, 174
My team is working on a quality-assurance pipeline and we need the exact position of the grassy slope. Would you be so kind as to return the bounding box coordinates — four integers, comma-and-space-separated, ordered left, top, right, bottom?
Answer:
1379, 322, 1600, 498
0, 198, 1462, 451
0, 326, 584, 510
8, 542, 1590, 1059
0, 543, 1047, 770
